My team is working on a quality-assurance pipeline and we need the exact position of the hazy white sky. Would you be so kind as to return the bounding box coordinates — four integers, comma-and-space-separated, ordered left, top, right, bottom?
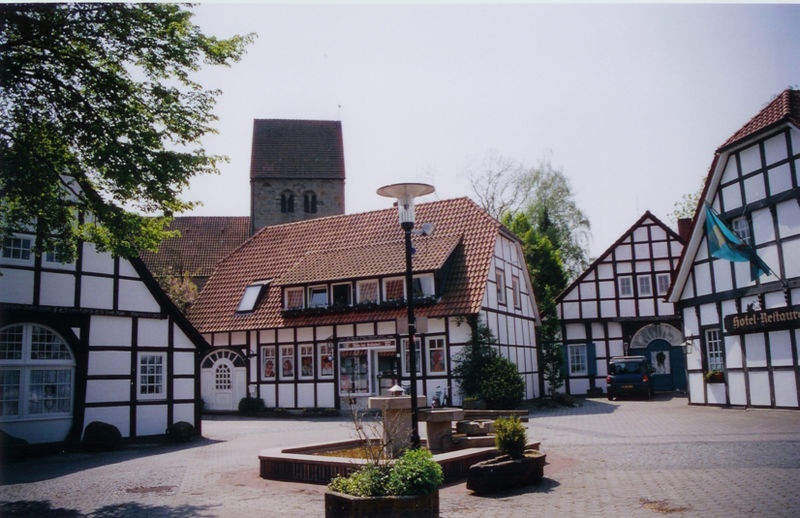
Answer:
185, 2, 800, 259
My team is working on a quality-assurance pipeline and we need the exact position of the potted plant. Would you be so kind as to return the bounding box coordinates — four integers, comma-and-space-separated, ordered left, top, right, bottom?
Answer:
466, 416, 546, 494
705, 370, 725, 383
325, 448, 442, 518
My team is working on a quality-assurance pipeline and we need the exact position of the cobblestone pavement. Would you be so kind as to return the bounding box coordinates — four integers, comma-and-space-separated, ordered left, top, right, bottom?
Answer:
2, 395, 800, 517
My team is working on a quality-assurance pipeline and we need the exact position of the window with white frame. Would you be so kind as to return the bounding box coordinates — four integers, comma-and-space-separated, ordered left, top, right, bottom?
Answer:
400, 337, 422, 375
1, 236, 32, 263
215, 363, 231, 390
138, 352, 166, 399
44, 249, 74, 265
618, 276, 633, 297
356, 280, 378, 303
637, 275, 652, 297
332, 283, 352, 306
411, 274, 435, 298
496, 269, 506, 305
427, 337, 446, 374
319, 343, 334, 378
0, 323, 75, 419
261, 346, 276, 379
656, 273, 671, 296
705, 328, 724, 372
383, 277, 405, 301
299, 344, 314, 378
280, 345, 294, 379
568, 344, 587, 376
731, 216, 752, 245
284, 287, 304, 309
237, 280, 271, 313
512, 276, 521, 308
308, 286, 328, 308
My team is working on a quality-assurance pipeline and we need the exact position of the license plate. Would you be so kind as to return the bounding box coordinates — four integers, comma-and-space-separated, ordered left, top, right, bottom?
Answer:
622, 385, 633, 389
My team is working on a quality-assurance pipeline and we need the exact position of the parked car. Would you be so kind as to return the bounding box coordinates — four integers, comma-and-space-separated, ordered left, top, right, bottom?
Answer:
606, 356, 654, 400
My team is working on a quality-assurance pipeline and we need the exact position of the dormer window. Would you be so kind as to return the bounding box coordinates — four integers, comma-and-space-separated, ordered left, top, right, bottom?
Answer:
332, 283, 352, 306
236, 280, 271, 313
383, 277, 405, 301
412, 274, 435, 298
284, 287, 304, 310
308, 285, 328, 308
357, 280, 378, 303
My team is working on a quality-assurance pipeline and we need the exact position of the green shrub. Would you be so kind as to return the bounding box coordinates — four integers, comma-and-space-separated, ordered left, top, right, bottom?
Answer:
328, 463, 391, 497
166, 421, 195, 442
238, 396, 265, 414
479, 355, 525, 409
82, 421, 123, 451
387, 448, 443, 496
494, 416, 527, 459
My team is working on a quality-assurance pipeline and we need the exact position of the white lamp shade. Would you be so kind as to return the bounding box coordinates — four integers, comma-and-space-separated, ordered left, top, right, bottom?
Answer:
376, 183, 435, 225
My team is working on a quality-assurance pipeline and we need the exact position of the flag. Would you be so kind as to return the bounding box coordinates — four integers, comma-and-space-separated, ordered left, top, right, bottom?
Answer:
705, 204, 771, 281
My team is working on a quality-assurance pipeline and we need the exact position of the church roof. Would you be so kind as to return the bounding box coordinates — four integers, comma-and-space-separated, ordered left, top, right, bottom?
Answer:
249, 119, 345, 180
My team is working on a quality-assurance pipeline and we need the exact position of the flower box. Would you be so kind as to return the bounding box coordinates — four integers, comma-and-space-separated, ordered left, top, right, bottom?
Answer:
324, 490, 439, 518
705, 371, 725, 383
466, 450, 546, 494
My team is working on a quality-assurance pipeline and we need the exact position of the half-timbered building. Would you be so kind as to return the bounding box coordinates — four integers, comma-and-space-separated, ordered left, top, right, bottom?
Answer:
556, 212, 686, 396
0, 233, 207, 445
669, 89, 800, 409
188, 197, 540, 411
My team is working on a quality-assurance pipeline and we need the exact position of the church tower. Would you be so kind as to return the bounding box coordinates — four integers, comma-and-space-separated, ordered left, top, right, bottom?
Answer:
249, 119, 345, 234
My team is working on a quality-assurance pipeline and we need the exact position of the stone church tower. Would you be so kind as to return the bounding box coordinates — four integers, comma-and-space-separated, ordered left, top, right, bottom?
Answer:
249, 119, 345, 234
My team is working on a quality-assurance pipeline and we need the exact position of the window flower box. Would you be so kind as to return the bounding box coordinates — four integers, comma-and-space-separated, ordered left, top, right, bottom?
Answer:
705, 370, 725, 383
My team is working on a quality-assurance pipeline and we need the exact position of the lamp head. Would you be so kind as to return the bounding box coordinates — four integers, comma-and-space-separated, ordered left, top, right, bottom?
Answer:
377, 183, 435, 225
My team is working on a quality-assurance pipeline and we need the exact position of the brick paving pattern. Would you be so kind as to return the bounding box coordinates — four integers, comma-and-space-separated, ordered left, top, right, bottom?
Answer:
2, 395, 800, 517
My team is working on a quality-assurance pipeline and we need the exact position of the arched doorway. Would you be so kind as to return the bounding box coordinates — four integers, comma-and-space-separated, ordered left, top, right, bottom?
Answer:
629, 323, 686, 392
201, 349, 247, 411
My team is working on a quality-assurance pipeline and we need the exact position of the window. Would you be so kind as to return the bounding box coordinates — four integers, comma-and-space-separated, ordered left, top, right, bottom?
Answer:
705, 328, 724, 372
303, 191, 317, 213
357, 280, 378, 303
383, 277, 405, 301
280, 191, 294, 213
618, 276, 633, 297
44, 250, 74, 265
300, 345, 314, 378
568, 344, 587, 376
411, 274, 435, 299
332, 283, 352, 306
280, 345, 294, 379
215, 363, 231, 390
261, 346, 276, 379
319, 344, 334, 378
0, 324, 75, 419
138, 353, 166, 399
512, 276, 521, 308
656, 273, 671, 296
400, 338, 422, 375
284, 287, 304, 309
427, 337, 446, 374
731, 217, 752, 245
308, 286, 328, 308
2, 236, 32, 262
236, 280, 270, 313
495, 270, 506, 305
637, 275, 652, 297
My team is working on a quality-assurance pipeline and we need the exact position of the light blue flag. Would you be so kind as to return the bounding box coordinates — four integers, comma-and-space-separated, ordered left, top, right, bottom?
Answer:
705, 204, 770, 281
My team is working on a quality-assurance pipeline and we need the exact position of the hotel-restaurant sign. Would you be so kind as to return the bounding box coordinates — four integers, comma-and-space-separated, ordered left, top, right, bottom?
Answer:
724, 305, 800, 334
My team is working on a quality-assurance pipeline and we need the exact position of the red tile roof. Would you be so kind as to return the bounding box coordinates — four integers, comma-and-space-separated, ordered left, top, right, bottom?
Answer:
139, 217, 250, 279
719, 89, 800, 150
188, 197, 503, 332
250, 119, 345, 179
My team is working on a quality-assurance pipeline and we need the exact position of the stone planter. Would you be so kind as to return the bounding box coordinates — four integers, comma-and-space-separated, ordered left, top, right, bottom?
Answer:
325, 490, 439, 518
466, 450, 546, 494
461, 398, 487, 410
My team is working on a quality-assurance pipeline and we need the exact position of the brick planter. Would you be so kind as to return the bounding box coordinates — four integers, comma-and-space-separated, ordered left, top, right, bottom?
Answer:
324, 490, 439, 518
466, 450, 546, 494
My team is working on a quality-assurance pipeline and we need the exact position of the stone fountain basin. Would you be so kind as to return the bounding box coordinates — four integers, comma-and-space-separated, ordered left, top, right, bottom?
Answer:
259, 439, 541, 485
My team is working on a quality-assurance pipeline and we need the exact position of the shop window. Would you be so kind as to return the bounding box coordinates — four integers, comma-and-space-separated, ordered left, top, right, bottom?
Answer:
261, 346, 276, 379
300, 345, 314, 378
427, 337, 446, 374
339, 349, 369, 394
319, 344, 334, 378
280, 345, 294, 380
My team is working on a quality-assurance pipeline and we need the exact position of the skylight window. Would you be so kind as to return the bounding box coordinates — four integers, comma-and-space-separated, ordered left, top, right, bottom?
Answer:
236, 280, 271, 313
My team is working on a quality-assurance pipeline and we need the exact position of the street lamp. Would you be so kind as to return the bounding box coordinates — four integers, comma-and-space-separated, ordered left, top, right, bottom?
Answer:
377, 182, 435, 450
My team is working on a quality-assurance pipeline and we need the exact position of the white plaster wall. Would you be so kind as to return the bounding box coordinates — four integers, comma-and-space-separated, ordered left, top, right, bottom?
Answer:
699, 303, 718, 326
258, 329, 275, 344
638, 299, 655, 317
297, 383, 315, 407
570, 378, 590, 395
173, 378, 195, 400
173, 325, 197, 350
768, 163, 793, 195
619, 300, 635, 317
769, 330, 793, 366
39, 272, 75, 307
579, 282, 596, 299
728, 372, 747, 406
173, 351, 195, 376
686, 340, 703, 370
773, 370, 799, 407
739, 144, 761, 173
0, 418, 71, 444
744, 333, 767, 367
86, 379, 130, 403
278, 384, 295, 407
748, 371, 771, 406
581, 301, 598, 318
447, 318, 471, 344
118, 259, 138, 277
297, 327, 315, 342
733, 260, 756, 289
657, 300, 673, 316
335, 324, 353, 339
616, 261, 631, 274
173, 403, 195, 426
764, 291, 785, 309
81, 243, 114, 274
706, 382, 726, 405
565, 323, 586, 340
316, 383, 335, 408
376, 320, 395, 335
0, 268, 34, 304
721, 156, 738, 183
89, 315, 131, 347
776, 200, 800, 237
213, 333, 229, 346
83, 406, 130, 438
600, 300, 616, 318
562, 302, 579, 319
694, 263, 712, 296
744, 173, 767, 204
688, 373, 705, 403
117, 279, 160, 313
229, 331, 247, 346
712, 261, 733, 292
608, 340, 624, 357
763, 133, 788, 165
80, 275, 114, 309
88, 351, 131, 376
724, 335, 742, 369
753, 208, 775, 245
782, 238, 800, 278
260, 384, 276, 407
137, 405, 168, 436
721, 183, 742, 211
138, 318, 168, 347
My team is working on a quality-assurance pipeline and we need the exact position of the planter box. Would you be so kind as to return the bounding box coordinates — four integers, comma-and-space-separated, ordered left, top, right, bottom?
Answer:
705, 373, 725, 383
466, 450, 546, 494
325, 490, 439, 518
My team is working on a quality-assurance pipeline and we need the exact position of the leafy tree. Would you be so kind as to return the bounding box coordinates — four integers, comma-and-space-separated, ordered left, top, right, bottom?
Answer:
155, 268, 199, 313
0, 4, 254, 260
670, 177, 705, 225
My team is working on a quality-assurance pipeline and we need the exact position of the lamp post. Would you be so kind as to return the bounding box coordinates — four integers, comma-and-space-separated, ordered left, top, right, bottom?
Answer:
377, 182, 434, 450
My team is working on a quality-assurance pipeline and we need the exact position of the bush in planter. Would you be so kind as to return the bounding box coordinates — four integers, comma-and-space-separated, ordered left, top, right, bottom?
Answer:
82, 421, 123, 451
329, 464, 391, 497
494, 416, 527, 459
166, 421, 195, 442
387, 448, 443, 496
238, 396, 265, 414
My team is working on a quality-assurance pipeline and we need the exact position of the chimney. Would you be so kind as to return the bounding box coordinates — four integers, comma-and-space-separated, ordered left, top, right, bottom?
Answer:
677, 218, 692, 242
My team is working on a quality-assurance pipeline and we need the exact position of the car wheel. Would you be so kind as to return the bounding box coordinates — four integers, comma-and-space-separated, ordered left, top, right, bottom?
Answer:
607, 392, 614, 401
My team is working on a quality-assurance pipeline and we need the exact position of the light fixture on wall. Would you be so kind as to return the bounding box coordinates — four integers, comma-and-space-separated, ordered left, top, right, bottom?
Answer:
377, 182, 435, 450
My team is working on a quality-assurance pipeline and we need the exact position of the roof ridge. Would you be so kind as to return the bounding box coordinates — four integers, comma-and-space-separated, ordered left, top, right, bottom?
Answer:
719, 88, 800, 150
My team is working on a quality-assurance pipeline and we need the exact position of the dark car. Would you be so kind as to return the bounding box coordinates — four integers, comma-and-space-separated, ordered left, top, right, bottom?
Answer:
606, 356, 654, 400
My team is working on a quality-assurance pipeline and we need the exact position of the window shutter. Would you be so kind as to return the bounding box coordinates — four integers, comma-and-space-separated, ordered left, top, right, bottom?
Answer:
559, 344, 569, 379
587, 342, 597, 377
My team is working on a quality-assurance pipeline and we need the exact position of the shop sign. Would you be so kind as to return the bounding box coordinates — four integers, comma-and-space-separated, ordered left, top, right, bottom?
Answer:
724, 305, 800, 333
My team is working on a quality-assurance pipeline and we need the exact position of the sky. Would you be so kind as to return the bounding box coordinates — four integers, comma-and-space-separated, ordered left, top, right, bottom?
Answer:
185, 2, 800, 259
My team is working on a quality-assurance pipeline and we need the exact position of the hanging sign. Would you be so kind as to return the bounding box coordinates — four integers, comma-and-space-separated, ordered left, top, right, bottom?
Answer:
724, 305, 800, 334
